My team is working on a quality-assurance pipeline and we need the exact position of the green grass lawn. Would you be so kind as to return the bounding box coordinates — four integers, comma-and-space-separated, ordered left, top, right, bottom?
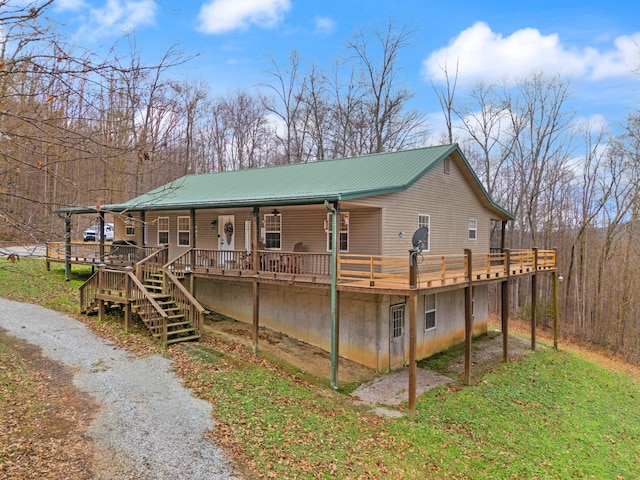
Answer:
2, 258, 640, 479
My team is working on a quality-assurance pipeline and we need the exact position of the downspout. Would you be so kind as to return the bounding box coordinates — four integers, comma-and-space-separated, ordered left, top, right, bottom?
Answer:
324, 200, 339, 391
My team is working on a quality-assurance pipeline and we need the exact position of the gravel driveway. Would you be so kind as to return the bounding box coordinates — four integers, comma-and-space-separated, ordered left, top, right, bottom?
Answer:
0, 298, 237, 479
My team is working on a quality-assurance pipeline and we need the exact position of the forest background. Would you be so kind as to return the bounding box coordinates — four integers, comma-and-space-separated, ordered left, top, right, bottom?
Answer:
1, 2, 640, 364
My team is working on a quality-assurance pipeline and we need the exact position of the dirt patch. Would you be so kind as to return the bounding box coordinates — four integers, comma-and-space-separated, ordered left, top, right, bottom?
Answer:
0, 329, 98, 479
444, 328, 539, 379
204, 314, 378, 386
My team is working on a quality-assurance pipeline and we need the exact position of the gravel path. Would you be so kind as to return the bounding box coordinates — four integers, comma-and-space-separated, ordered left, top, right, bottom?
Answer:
0, 297, 238, 479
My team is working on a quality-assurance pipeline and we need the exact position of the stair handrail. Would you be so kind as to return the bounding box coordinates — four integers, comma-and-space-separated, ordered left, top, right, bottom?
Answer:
126, 270, 170, 347
164, 268, 206, 334
163, 248, 191, 274
135, 244, 169, 281
79, 269, 100, 313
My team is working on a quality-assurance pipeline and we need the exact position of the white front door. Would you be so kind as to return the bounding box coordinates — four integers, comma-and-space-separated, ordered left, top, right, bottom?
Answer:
218, 215, 235, 251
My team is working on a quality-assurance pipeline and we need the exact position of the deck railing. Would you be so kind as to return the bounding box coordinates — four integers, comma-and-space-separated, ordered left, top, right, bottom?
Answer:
164, 269, 206, 334
167, 248, 332, 277
164, 247, 556, 289
46, 241, 162, 266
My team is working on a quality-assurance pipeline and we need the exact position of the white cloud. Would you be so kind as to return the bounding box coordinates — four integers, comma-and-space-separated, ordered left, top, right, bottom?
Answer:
198, 0, 290, 34
424, 22, 640, 84
54, 0, 88, 11
314, 16, 335, 35
80, 0, 157, 37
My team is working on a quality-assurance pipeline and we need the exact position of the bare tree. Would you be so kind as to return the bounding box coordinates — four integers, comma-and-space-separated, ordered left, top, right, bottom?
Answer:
261, 50, 308, 164
346, 20, 424, 153
431, 60, 459, 144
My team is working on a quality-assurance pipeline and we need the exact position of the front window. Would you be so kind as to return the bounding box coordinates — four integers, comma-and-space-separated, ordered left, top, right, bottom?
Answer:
158, 217, 169, 245
425, 294, 436, 330
125, 215, 135, 236
264, 213, 281, 249
177, 216, 190, 247
326, 212, 349, 252
468, 218, 477, 240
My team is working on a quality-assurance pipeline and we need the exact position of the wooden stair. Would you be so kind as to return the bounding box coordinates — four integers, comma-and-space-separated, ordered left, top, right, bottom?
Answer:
135, 273, 201, 345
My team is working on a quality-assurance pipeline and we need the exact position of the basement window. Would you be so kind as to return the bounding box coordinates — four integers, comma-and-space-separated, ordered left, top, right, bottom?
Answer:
425, 294, 436, 331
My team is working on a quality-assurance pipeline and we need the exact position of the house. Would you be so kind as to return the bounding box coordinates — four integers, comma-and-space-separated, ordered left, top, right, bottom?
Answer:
52, 144, 557, 384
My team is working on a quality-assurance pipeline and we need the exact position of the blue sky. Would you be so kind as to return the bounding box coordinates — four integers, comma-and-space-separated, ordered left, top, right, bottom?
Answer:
49, 0, 640, 135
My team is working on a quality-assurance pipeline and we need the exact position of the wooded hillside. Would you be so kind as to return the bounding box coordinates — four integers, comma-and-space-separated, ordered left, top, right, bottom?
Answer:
1, 3, 639, 363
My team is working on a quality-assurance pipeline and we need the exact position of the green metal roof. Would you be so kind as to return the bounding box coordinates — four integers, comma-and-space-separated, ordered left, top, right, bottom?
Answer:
56, 144, 514, 220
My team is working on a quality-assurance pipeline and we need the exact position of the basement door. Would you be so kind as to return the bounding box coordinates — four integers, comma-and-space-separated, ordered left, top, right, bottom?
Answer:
389, 304, 406, 368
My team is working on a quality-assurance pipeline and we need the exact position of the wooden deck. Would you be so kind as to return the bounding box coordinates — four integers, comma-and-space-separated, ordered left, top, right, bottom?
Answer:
50, 242, 556, 293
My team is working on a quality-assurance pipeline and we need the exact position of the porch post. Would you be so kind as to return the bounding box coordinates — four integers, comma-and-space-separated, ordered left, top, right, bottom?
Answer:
502, 249, 511, 362
99, 212, 105, 262
531, 247, 538, 350
252, 207, 260, 271
189, 208, 197, 295
97, 264, 105, 321
408, 290, 417, 420
464, 249, 473, 385
64, 213, 71, 281
501, 220, 507, 250
140, 210, 146, 246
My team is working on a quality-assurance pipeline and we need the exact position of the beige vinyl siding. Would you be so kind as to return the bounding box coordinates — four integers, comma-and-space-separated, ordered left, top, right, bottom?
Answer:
261, 205, 381, 255
112, 213, 143, 244
356, 153, 496, 257
143, 206, 379, 257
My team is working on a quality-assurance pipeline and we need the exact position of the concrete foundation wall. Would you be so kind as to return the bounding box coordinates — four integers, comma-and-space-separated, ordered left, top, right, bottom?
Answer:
193, 277, 491, 372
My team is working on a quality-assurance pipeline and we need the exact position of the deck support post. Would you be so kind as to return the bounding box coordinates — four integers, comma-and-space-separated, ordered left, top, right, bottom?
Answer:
253, 280, 260, 354
408, 290, 417, 421
531, 247, 538, 350
502, 249, 511, 362
97, 264, 105, 321
464, 248, 473, 386
124, 266, 133, 332
64, 213, 71, 281
552, 259, 559, 350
